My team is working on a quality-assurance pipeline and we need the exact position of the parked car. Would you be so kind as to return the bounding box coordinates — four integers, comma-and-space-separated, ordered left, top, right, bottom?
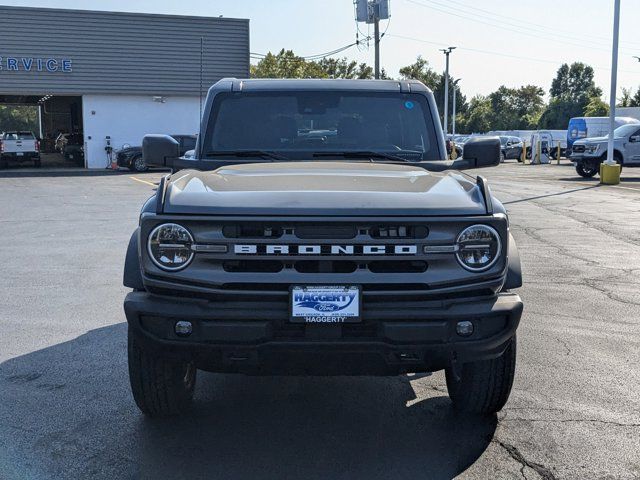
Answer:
567, 116, 639, 155
117, 134, 197, 171
0, 131, 40, 168
500, 136, 523, 161
124, 78, 523, 418
570, 123, 640, 177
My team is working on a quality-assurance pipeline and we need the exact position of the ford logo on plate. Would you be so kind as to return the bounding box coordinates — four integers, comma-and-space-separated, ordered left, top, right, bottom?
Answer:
294, 293, 356, 312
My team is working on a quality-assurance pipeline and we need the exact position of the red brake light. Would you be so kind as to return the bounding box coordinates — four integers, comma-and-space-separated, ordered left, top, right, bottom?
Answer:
0, 140, 3, 153
35, 140, 40, 152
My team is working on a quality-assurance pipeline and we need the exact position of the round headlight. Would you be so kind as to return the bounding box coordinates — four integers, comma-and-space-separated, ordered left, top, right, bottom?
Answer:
147, 223, 194, 271
456, 225, 502, 272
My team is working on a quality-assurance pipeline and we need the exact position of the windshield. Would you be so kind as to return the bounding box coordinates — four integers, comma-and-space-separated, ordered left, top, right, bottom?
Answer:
203, 91, 440, 160
614, 124, 640, 138
499, 136, 509, 145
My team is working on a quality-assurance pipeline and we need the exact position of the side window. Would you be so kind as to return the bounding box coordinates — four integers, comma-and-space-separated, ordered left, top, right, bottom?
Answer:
182, 137, 196, 150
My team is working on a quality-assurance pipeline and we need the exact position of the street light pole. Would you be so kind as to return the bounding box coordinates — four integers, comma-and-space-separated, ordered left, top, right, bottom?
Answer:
605, 0, 621, 166
452, 81, 458, 136
440, 47, 456, 135
374, 15, 380, 79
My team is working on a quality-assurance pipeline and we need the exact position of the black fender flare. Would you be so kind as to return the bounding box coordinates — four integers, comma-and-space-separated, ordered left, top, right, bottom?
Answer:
123, 228, 145, 290
503, 233, 522, 290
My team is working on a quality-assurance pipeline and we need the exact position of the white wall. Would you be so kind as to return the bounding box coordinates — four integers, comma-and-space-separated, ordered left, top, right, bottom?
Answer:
82, 94, 200, 168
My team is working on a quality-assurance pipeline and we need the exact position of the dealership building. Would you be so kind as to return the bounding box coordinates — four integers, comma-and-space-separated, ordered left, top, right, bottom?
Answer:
0, 6, 249, 168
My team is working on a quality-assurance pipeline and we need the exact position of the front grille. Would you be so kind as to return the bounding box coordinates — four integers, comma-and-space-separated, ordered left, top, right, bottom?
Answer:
143, 216, 508, 297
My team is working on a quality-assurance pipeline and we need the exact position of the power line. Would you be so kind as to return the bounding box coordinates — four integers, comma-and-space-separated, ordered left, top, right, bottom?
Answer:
387, 33, 639, 75
443, 0, 640, 49
405, 0, 637, 55
250, 40, 368, 62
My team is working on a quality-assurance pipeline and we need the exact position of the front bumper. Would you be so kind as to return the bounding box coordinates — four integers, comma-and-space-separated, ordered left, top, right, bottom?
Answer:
124, 291, 523, 375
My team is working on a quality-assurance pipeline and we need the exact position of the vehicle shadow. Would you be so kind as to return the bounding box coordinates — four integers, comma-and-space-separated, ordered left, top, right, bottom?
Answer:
0, 324, 497, 480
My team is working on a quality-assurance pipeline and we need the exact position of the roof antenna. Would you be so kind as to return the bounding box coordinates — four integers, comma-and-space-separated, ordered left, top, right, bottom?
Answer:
199, 36, 204, 159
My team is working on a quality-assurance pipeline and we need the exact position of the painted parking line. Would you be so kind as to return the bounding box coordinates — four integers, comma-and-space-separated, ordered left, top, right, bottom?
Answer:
129, 176, 157, 187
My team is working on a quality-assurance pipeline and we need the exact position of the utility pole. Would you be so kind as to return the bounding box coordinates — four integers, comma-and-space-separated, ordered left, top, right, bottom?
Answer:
452, 81, 457, 136
440, 47, 456, 135
601, 0, 621, 184
355, 0, 389, 80
374, 16, 380, 79
605, 0, 620, 167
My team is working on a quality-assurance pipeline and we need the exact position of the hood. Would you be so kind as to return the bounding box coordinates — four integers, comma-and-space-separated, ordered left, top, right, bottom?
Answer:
120, 146, 142, 155
574, 136, 608, 145
162, 162, 488, 216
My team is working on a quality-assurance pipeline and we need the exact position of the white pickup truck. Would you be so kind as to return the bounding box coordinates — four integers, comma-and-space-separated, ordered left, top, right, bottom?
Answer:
0, 131, 41, 168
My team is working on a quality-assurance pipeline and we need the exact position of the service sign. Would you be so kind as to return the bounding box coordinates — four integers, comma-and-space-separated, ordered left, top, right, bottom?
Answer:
0, 56, 72, 73
291, 286, 361, 323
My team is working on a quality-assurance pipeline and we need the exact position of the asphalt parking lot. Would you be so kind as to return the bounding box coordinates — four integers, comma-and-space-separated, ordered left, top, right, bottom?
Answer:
0, 161, 639, 479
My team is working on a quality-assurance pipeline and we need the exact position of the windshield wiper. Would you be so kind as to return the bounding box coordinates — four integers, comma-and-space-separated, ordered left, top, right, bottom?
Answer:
312, 151, 416, 162
204, 150, 289, 161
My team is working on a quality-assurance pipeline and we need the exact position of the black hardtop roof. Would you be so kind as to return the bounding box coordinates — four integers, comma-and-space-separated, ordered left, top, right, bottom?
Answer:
211, 78, 432, 94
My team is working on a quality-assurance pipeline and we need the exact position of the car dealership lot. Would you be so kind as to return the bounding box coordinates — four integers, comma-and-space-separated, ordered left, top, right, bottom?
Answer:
0, 163, 638, 479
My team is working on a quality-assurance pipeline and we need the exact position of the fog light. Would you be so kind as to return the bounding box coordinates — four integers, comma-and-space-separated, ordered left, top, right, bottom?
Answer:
175, 320, 193, 337
456, 321, 474, 337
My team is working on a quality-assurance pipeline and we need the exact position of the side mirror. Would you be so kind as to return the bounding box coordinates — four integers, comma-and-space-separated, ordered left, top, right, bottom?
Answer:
630, 135, 640, 143
450, 136, 501, 170
142, 134, 179, 168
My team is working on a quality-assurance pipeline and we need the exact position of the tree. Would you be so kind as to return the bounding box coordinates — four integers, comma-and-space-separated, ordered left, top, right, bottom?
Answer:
540, 62, 603, 128
0, 105, 38, 132
549, 62, 601, 103
250, 49, 326, 78
250, 49, 381, 80
457, 95, 492, 133
618, 88, 633, 107
487, 85, 544, 131
632, 88, 640, 107
398, 56, 440, 90
584, 96, 609, 117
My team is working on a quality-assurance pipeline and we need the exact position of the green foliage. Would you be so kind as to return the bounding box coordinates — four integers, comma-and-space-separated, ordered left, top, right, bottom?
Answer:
583, 96, 609, 117
250, 49, 382, 80
398, 56, 440, 90
0, 105, 39, 133
250, 49, 327, 79
539, 62, 603, 128
632, 88, 640, 107
618, 88, 633, 107
458, 95, 492, 133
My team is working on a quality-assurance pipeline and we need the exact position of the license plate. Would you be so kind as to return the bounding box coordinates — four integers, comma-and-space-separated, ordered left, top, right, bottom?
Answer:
16, 152, 23, 156
291, 286, 361, 323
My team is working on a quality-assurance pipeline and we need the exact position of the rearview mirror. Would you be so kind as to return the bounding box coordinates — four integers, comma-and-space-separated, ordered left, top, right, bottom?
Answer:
142, 134, 179, 168
450, 136, 501, 170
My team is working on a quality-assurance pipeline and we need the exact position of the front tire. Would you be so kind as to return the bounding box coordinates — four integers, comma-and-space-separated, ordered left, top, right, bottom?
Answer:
128, 327, 197, 417
132, 155, 148, 172
445, 336, 516, 415
576, 161, 599, 178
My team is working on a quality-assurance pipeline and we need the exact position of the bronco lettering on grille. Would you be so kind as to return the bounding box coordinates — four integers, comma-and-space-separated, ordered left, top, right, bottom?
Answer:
234, 245, 417, 255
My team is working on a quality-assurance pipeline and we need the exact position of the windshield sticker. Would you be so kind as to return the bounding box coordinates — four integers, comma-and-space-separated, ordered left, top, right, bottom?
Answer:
404, 101, 414, 110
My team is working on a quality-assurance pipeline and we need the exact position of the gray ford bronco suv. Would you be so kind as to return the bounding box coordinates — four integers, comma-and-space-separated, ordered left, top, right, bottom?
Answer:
124, 79, 523, 417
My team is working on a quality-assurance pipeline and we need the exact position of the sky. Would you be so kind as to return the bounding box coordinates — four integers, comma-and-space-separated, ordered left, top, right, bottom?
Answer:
3, 0, 639, 101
